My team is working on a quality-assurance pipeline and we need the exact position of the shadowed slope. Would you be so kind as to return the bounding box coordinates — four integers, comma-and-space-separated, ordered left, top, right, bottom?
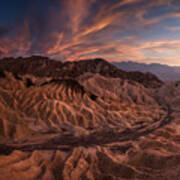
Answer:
0, 56, 163, 88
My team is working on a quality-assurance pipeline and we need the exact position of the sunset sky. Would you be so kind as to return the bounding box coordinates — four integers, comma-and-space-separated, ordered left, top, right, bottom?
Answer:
0, 0, 180, 65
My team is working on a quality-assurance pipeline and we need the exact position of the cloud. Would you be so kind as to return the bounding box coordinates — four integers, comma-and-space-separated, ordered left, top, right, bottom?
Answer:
168, 26, 180, 31
0, 27, 9, 37
0, 21, 31, 57
0, 0, 179, 65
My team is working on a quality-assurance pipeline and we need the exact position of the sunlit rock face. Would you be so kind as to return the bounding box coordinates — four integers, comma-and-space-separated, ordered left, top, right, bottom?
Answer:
0, 57, 180, 180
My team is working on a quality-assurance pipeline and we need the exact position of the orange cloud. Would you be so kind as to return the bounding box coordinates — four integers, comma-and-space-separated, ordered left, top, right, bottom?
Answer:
0, 21, 31, 57
168, 26, 180, 31
62, 0, 96, 34
33, 0, 180, 65
0, 0, 180, 66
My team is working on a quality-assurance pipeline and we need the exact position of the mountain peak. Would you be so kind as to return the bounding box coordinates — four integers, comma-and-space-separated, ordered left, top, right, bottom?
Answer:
93, 58, 107, 63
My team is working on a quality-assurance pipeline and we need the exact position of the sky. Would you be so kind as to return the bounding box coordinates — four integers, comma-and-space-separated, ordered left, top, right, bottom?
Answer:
0, 0, 180, 66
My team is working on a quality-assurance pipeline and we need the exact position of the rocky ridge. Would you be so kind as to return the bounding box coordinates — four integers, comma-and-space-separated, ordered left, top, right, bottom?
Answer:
0, 57, 179, 180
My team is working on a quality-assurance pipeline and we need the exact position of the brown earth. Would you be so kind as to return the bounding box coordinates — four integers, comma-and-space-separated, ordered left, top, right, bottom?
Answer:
0, 57, 179, 180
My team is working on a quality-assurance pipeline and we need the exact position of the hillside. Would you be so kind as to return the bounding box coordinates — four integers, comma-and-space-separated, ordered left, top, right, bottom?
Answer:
0, 57, 180, 180
0, 56, 163, 88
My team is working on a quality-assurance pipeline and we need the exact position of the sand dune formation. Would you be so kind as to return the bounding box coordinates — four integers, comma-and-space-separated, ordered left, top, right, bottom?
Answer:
0, 56, 180, 180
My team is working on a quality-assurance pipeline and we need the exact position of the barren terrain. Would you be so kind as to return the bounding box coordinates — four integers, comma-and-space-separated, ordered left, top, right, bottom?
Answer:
0, 57, 180, 180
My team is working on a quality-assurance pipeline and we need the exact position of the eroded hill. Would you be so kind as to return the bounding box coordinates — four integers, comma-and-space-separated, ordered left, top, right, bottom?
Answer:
0, 56, 163, 88
0, 57, 180, 180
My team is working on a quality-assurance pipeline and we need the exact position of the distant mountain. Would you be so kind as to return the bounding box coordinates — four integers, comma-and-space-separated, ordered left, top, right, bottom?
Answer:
112, 61, 180, 81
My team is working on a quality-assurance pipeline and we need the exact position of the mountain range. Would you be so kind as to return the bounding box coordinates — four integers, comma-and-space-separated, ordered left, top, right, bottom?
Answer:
0, 56, 180, 180
112, 61, 180, 81
0, 56, 163, 88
